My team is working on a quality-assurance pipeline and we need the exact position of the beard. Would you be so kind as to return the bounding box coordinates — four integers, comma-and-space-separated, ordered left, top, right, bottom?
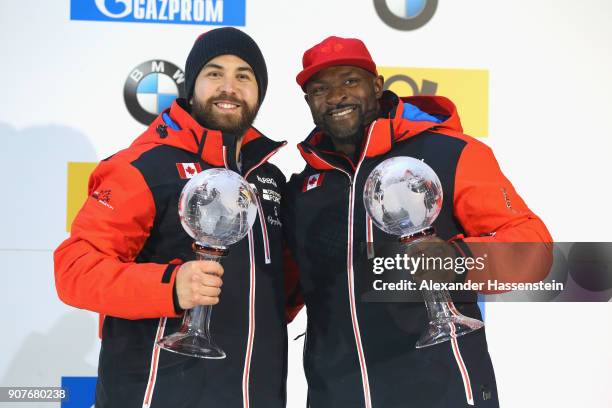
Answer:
315, 104, 366, 146
191, 93, 259, 136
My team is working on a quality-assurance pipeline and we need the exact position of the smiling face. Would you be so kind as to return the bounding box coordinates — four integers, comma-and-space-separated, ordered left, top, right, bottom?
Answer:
305, 65, 384, 146
190, 54, 259, 135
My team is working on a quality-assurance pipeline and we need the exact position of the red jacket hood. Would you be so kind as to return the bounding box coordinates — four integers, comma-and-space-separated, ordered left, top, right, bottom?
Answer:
298, 93, 463, 170
131, 99, 285, 168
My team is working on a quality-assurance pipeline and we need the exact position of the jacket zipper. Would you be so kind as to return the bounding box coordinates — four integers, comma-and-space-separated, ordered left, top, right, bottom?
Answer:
230, 142, 285, 408
242, 229, 257, 408
306, 121, 377, 408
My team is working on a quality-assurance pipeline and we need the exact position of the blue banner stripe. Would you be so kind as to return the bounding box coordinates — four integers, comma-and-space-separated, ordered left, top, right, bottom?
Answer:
61, 377, 97, 408
70, 0, 245, 27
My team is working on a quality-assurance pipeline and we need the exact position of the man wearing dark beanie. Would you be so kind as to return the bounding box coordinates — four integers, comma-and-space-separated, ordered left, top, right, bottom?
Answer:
54, 27, 291, 408
184, 27, 269, 148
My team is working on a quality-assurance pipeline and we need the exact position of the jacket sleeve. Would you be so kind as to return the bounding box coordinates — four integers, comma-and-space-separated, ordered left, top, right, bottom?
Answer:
282, 175, 305, 323
453, 140, 553, 286
454, 140, 552, 242
283, 245, 304, 323
54, 158, 181, 320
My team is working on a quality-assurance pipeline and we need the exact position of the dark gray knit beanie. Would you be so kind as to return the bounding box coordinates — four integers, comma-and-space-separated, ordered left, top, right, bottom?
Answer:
185, 27, 268, 103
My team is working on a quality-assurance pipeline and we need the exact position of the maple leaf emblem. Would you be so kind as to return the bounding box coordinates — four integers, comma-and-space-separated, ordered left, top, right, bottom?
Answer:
186, 166, 196, 175
98, 190, 111, 203
92, 189, 112, 206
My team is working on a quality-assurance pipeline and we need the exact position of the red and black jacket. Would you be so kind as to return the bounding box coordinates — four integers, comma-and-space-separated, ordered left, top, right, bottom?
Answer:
283, 92, 552, 407
54, 99, 288, 408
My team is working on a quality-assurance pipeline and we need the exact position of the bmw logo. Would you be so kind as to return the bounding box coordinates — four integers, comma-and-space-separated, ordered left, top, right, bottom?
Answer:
374, 0, 438, 31
124, 60, 186, 125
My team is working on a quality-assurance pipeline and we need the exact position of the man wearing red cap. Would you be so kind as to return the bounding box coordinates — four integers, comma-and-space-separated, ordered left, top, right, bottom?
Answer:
283, 36, 552, 407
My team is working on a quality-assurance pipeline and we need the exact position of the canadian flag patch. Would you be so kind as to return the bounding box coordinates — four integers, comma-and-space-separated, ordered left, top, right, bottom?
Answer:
302, 173, 325, 192
176, 163, 202, 179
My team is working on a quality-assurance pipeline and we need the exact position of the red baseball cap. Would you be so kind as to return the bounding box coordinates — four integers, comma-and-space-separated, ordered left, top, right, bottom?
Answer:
296, 36, 378, 90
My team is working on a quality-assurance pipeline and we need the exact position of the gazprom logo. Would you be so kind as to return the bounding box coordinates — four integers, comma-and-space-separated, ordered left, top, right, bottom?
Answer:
70, 0, 245, 26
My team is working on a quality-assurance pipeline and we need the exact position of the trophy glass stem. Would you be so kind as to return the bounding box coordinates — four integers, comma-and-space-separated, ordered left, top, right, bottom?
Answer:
422, 288, 454, 320
416, 287, 485, 349
156, 243, 228, 359
398, 231, 485, 349
181, 248, 223, 340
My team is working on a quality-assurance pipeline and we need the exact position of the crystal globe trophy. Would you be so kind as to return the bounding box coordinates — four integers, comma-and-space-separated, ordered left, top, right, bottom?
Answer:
363, 156, 483, 348
157, 168, 258, 359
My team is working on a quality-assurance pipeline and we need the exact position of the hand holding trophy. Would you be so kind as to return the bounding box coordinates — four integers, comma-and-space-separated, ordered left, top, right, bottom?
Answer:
363, 156, 484, 348
157, 168, 258, 359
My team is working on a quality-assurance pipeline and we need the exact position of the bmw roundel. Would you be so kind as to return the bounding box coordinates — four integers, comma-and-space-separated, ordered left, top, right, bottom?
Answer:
124, 60, 186, 125
374, 0, 438, 31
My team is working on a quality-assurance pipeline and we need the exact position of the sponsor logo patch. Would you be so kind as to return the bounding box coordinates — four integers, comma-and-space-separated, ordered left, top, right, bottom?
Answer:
256, 175, 278, 188
267, 206, 282, 227
262, 188, 281, 204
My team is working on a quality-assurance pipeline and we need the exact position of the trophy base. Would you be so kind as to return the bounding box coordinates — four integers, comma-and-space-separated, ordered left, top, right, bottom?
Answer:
157, 331, 226, 359
415, 315, 484, 349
